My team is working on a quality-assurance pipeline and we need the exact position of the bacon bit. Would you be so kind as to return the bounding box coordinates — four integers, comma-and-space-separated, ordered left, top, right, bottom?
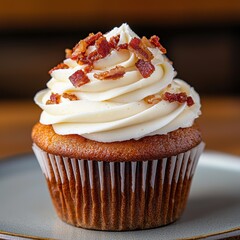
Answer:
87, 50, 101, 63
117, 43, 128, 51
62, 92, 78, 101
163, 92, 187, 103
78, 40, 88, 53
49, 63, 69, 74
85, 37, 112, 64
135, 59, 155, 78
69, 70, 90, 87
84, 32, 103, 46
109, 35, 120, 48
144, 94, 162, 104
71, 32, 103, 61
162, 92, 194, 106
65, 49, 72, 58
84, 64, 93, 73
77, 56, 88, 65
71, 41, 87, 60
141, 36, 153, 48
94, 66, 125, 80
150, 35, 167, 54
71, 51, 82, 61
96, 36, 111, 58
46, 93, 61, 105
187, 96, 194, 107
129, 37, 153, 61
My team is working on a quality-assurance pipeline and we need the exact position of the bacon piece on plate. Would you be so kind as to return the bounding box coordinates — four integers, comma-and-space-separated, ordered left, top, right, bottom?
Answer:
135, 59, 155, 78
69, 70, 90, 87
46, 93, 61, 105
49, 63, 69, 74
129, 37, 153, 61
94, 66, 125, 80
150, 35, 167, 54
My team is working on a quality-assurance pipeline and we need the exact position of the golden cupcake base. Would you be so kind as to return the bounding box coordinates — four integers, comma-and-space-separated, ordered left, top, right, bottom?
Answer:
33, 142, 204, 231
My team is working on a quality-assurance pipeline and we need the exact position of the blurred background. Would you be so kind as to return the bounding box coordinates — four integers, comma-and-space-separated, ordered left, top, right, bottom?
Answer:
0, 0, 239, 99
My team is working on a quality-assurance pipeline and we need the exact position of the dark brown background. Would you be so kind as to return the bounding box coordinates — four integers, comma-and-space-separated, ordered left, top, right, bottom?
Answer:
0, 0, 239, 99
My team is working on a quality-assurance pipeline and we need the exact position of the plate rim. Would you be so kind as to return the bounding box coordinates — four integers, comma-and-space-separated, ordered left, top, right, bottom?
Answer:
1, 225, 240, 240
199, 151, 240, 171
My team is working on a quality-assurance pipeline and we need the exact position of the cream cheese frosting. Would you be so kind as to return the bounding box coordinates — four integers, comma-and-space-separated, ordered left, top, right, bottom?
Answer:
34, 23, 201, 142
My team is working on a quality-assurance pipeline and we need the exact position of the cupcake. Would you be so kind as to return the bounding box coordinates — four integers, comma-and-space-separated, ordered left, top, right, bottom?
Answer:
32, 23, 204, 231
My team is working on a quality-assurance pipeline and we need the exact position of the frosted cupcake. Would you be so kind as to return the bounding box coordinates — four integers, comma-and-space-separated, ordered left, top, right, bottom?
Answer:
32, 23, 204, 230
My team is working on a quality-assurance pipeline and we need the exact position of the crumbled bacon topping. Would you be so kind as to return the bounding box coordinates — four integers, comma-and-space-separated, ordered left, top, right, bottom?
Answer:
49, 63, 69, 74
109, 35, 120, 48
87, 50, 101, 63
70, 33, 115, 65
150, 35, 167, 54
135, 59, 155, 78
141, 36, 153, 48
145, 92, 194, 107
78, 40, 88, 53
84, 32, 103, 46
94, 66, 125, 80
187, 96, 194, 107
69, 70, 90, 87
117, 43, 128, 50
96, 36, 112, 58
162, 92, 194, 106
163, 92, 187, 103
46, 93, 61, 105
70, 32, 103, 61
53, 29, 170, 89
84, 64, 93, 73
77, 56, 88, 65
65, 49, 72, 58
71, 42, 86, 60
62, 92, 78, 101
144, 94, 162, 104
129, 37, 153, 61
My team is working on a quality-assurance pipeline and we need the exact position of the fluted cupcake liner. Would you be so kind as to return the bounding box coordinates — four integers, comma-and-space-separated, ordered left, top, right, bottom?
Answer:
33, 142, 205, 231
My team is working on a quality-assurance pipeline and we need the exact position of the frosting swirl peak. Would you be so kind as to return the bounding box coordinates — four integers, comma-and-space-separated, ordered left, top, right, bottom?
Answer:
34, 23, 201, 142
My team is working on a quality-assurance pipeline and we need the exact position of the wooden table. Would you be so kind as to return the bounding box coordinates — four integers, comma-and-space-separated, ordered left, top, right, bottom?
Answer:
0, 97, 240, 159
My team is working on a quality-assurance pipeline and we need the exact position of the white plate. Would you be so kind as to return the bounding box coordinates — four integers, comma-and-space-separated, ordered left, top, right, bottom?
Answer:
0, 152, 240, 240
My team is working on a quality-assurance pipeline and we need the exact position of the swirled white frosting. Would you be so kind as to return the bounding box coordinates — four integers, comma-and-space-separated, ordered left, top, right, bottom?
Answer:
34, 23, 201, 142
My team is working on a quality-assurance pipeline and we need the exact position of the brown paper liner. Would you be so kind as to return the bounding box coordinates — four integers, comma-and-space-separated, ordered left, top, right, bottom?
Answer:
33, 142, 205, 231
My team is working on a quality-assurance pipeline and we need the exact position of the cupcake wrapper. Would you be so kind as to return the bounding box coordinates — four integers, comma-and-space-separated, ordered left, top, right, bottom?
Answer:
33, 142, 205, 231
